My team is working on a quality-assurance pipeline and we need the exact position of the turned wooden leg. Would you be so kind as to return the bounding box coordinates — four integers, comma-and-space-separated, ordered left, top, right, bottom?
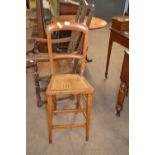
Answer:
105, 35, 113, 78
47, 95, 53, 143
33, 61, 42, 107
86, 94, 92, 141
116, 82, 127, 116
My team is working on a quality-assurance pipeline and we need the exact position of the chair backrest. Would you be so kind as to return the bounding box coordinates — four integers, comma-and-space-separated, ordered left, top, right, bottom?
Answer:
75, 0, 95, 26
47, 22, 88, 76
67, 0, 95, 53
48, 0, 59, 17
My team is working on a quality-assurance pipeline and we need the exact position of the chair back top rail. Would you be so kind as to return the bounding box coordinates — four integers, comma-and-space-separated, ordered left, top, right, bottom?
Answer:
46, 22, 88, 33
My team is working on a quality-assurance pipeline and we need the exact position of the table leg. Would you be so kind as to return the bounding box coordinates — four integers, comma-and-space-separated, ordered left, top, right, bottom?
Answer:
105, 34, 113, 78
116, 82, 127, 116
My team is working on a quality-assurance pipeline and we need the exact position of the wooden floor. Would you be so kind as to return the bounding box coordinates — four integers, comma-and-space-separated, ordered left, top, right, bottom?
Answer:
26, 24, 129, 155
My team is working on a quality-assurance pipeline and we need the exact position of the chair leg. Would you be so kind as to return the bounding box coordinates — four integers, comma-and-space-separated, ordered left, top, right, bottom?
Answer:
33, 61, 42, 107
47, 95, 53, 144
53, 95, 56, 110
86, 94, 92, 141
76, 95, 81, 109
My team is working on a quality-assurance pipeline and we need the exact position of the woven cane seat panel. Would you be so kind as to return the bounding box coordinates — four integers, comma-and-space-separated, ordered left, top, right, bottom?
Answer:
51, 74, 88, 90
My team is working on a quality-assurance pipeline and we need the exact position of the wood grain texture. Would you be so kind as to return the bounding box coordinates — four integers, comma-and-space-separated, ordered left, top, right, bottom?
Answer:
105, 16, 129, 78
116, 50, 129, 116
46, 22, 94, 143
46, 74, 94, 95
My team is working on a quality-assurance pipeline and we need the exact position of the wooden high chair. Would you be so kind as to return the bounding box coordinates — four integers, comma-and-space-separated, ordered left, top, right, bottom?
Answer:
46, 22, 94, 143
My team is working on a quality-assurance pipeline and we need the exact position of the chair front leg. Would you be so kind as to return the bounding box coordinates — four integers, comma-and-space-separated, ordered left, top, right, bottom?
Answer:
47, 95, 54, 144
86, 93, 92, 141
53, 95, 56, 110
76, 94, 81, 109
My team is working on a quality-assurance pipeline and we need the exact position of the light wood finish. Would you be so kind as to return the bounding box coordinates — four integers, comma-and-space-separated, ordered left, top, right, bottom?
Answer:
47, 95, 53, 143
47, 74, 93, 95
52, 124, 85, 129
54, 15, 107, 30
86, 94, 92, 141
46, 23, 89, 75
53, 108, 86, 114
53, 53, 82, 59
46, 23, 94, 143
88, 16, 107, 30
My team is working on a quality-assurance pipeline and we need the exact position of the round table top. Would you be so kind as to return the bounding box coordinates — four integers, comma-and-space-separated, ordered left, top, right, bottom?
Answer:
54, 15, 107, 30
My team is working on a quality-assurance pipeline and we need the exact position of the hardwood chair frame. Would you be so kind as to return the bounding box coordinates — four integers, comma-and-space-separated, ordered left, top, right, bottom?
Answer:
46, 22, 94, 143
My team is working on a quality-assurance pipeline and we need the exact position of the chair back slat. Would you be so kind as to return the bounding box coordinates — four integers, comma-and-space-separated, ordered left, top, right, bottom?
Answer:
68, 0, 95, 53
